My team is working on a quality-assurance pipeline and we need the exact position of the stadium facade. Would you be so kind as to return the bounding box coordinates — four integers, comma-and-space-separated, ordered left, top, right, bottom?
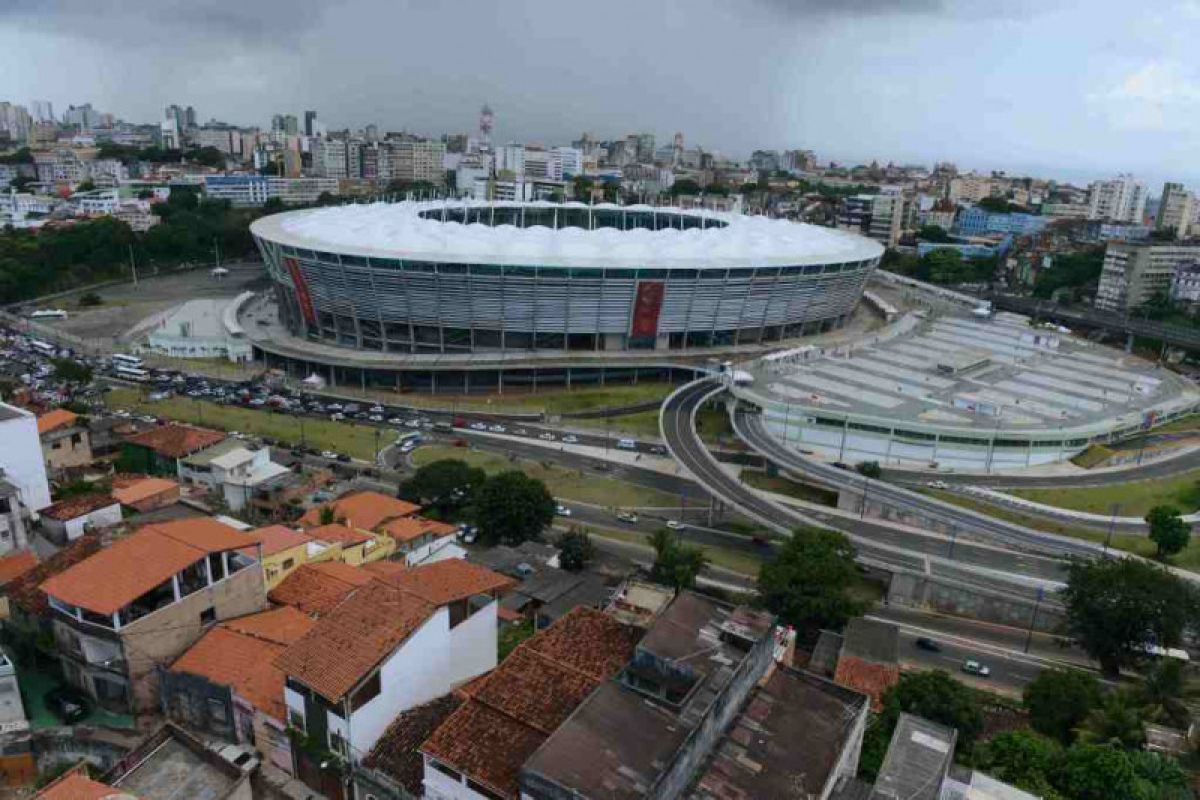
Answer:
250, 201, 883, 355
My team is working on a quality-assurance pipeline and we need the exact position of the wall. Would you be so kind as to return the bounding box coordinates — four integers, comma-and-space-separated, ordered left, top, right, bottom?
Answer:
888, 572, 1066, 633
260, 542, 310, 590
0, 410, 51, 511
160, 668, 237, 741
42, 503, 122, 544
32, 728, 131, 775
42, 429, 93, 471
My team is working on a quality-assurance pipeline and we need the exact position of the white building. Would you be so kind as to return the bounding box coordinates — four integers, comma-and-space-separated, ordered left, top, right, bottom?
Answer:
1088, 175, 1147, 223
267, 177, 338, 205
1096, 242, 1200, 314
1156, 182, 1193, 239
497, 143, 525, 176
144, 295, 254, 363
312, 138, 349, 180
0, 403, 51, 553
73, 189, 120, 215
40, 495, 123, 544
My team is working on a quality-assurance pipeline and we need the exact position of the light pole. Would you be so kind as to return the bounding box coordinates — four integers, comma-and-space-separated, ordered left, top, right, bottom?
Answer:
1024, 586, 1044, 654
947, 527, 957, 560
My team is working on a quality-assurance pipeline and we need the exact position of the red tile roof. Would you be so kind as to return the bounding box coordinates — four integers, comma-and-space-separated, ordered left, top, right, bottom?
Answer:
834, 657, 899, 713
420, 607, 642, 799
380, 559, 516, 606
297, 491, 419, 531
244, 525, 312, 557
41, 518, 252, 615
123, 424, 226, 459
305, 523, 372, 547
361, 693, 465, 795
171, 608, 315, 722
268, 562, 373, 617
8, 536, 102, 619
37, 409, 78, 436
33, 766, 128, 799
0, 551, 37, 585
40, 493, 118, 522
380, 516, 457, 543
274, 579, 435, 702
110, 477, 179, 507
362, 561, 409, 581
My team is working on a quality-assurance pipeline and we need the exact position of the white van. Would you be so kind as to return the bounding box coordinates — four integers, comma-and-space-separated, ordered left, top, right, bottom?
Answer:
616, 438, 637, 451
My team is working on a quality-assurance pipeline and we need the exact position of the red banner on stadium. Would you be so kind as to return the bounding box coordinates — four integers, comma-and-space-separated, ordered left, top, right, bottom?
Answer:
630, 280, 665, 338
284, 257, 317, 324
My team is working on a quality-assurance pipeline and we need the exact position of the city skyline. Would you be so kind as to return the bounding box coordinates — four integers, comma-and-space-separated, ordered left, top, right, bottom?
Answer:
5, 0, 1200, 187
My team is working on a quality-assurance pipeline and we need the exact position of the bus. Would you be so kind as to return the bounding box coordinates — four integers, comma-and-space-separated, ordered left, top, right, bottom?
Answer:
112, 353, 145, 370
30, 340, 56, 356
115, 365, 150, 382
30, 309, 68, 320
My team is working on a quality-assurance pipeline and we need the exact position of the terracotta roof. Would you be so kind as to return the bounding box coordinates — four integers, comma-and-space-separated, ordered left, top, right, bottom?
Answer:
33, 766, 131, 800
40, 493, 118, 522
304, 523, 372, 547
274, 579, 435, 702
361, 694, 465, 795
0, 551, 38, 585
297, 491, 419, 531
41, 518, 251, 615
420, 607, 641, 799
8, 535, 102, 618
380, 559, 516, 606
171, 608, 316, 722
380, 516, 457, 543
110, 477, 179, 506
268, 562, 373, 617
244, 525, 312, 557
37, 409, 78, 436
833, 658, 899, 713
123, 423, 226, 459
362, 561, 409, 580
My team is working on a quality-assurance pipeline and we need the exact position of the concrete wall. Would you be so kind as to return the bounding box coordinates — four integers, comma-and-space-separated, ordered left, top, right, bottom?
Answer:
160, 667, 237, 741
42, 428, 93, 471
888, 572, 1066, 633
41, 503, 122, 544
32, 728, 131, 775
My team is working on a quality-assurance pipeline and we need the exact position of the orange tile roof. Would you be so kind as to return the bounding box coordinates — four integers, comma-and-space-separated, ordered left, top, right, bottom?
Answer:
363, 561, 409, 580
274, 579, 435, 702
380, 559, 516, 606
171, 608, 316, 722
268, 562, 373, 617
37, 409, 79, 436
833, 657, 899, 713
41, 518, 252, 615
244, 525, 312, 557
380, 516, 457, 543
0, 551, 37, 585
40, 493, 118, 522
33, 767, 129, 799
110, 477, 179, 507
297, 491, 419, 531
305, 523, 372, 547
9, 536, 102, 619
123, 423, 226, 459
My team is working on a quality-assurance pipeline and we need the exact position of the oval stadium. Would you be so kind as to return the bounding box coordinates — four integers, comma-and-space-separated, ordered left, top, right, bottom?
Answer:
249, 201, 883, 355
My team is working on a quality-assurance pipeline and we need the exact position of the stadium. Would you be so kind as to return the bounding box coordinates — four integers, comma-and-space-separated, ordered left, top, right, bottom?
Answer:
249, 201, 883, 355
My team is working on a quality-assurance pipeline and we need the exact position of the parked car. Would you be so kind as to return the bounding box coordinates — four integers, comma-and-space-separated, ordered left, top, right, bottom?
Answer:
320, 450, 339, 459
914, 637, 941, 652
665, 519, 684, 530
616, 511, 639, 524
44, 686, 89, 724
962, 659, 990, 677
562, 434, 579, 444
555, 504, 572, 516
539, 432, 556, 441
336, 453, 352, 463
470, 422, 488, 431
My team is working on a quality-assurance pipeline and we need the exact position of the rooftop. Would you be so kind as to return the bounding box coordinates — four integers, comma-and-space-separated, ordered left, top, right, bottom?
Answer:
40, 493, 118, 522
304, 522, 372, 547
110, 476, 179, 506
124, 424, 226, 459
170, 607, 315, 721
37, 408, 78, 436
379, 515, 457, 543
840, 619, 899, 665
361, 693, 465, 796
268, 561, 373, 617
297, 490, 419, 531
252, 200, 884, 270
242, 525, 313, 557
41, 518, 253, 615
108, 724, 248, 800
380, 558, 515, 606
180, 438, 246, 467
421, 607, 641, 799
0, 551, 38, 585
691, 667, 870, 800
8, 535, 102, 618
870, 713, 957, 800
33, 766, 131, 800
273, 579, 435, 702
0, 403, 28, 424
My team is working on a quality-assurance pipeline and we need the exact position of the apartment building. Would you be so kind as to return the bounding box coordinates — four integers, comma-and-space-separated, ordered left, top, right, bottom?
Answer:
1095, 242, 1200, 313
1088, 175, 1147, 223
40, 518, 267, 713
839, 191, 904, 248
37, 409, 92, 473
1156, 182, 1193, 239
0, 403, 51, 553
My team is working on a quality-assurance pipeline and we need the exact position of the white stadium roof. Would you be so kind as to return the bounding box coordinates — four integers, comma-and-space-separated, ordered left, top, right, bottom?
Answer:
251, 200, 883, 270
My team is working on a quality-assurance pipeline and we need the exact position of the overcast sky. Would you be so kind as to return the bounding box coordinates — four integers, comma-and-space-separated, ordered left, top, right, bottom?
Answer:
4, 0, 1200, 186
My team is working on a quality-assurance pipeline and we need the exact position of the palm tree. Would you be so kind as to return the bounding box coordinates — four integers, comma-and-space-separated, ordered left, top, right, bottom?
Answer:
1076, 690, 1146, 750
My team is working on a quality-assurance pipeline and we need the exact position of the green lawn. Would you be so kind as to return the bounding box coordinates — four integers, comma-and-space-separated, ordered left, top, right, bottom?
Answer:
740, 469, 838, 506
926, 489, 1200, 572
573, 409, 663, 439
399, 382, 673, 415
107, 388, 385, 460
1143, 414, 1200, 435
411, 444, 683, 509
581, 523, 765, 577
1010, 471, 1200, 518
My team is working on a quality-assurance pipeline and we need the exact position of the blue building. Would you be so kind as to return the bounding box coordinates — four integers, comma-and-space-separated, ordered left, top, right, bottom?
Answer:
918, 235, 1013, 260
954, 205, 1048, 237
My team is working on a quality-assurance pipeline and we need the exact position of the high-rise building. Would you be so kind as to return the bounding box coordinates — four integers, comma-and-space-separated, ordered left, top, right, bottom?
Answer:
304, 110, 317, 137
478, 104, 494, 150
165, 104, 185, 132
0, 103, 31, 142
312, 137, 348, 180
184, 105, 197, 128
1088, 175, 1147, 223
1155, 182, 1193, 239
838, 189, 904, 248
29, 100, 54, 123
1096, 242, 1200, 313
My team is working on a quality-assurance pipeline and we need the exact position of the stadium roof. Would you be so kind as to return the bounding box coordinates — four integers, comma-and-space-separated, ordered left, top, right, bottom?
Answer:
251, 200, 883, 270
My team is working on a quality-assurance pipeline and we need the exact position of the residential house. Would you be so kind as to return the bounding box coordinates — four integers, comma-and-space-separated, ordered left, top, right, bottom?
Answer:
275, 560, 513, 799
244, 525, 340, 590
177, 438, 253, 491
0, 552, 37, 620
0, 648, 33, 785
3, 535, 102, 648
119, 424, 226, 477
268, 561, 374, 617
871, 713, 956, 800
111, 475, 180, 513
39, 493, 122, 545
297, 491, 423, 564
302, 523, 384, 566
40, 518, 267, 714
419, 606, 642, 800
220, 456, 292, 513
380, 517, 464, 566
357, 693, 468, 799
37, 409, 92, 473
0, 402, 52, 553
501, 570, 612, 628
163, 606, 316, 774
833, 618, 899, 712
0, 480, 30, 555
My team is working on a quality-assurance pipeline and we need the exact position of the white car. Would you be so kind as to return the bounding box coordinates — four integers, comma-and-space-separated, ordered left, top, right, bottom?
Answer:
329, 412, 345, 421
320, 450, 339, 459
562, 434, 578, 444
665, 519, 685, 530
405, 419, 421, 428
369, 414, 384, 422
488, 424, 506, 433
514, 428, 528, 436
470, 422, 488, 431
326, 403, 344, 412
555, 504, 572, 516
927, 480, 948, 489
369, 404, 385, 414
387, 417, 404, 425
539, 432, 556, 441
961, 659, 991, 678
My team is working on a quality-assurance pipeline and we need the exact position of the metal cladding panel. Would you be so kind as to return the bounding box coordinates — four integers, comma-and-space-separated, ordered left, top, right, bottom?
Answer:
283, 257, 317, 324
631, 281, 666, 338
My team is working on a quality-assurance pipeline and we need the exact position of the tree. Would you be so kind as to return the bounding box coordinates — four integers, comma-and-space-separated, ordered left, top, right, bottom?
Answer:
1057, 743, 1141, 800
971, 730, 1065, 800
856, 461, 882, 479
317, 505, 336, 525
1062, 558, 1197, 677
880, 671, 984, 754
186, 146, 227, 169
1127, 750, 1191, 800
1145, 505, 1190, 558
556, 527, 594, 572
74, 179, 96, 193
1032, 247, 1104, 299
649, 528, 708, 592
976, 195, 1015, 213
1076, 689, 1147, 749
261, 197, 286, 214
50, 358, 92, 385
398, 459, 485, 515
917, 225, 952, 243
474, 471, 555, 546
1023, 668, 1102, 744
78, 291, 103, 307
1137, 657, 1191, 728
757, 527, 865, 638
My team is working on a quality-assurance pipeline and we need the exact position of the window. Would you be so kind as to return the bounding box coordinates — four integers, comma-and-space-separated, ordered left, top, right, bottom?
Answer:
207, 697, 228, 723
282, 558, 295, 570
200, 607, 216, 626
429, 760, 461, 781
329, 730, 347, 756
287, 707, 305, 733
350, 672, 381, 712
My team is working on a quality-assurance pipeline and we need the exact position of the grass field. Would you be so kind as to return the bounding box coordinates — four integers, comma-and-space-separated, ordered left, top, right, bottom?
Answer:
386, 382, 673, 415
107, 388, 384, 460
926, 489, 1200, 572
580, 523, 766, 576
740, 470, 838, 506
1010, 471, 1200, 517
411, 444, 683, 509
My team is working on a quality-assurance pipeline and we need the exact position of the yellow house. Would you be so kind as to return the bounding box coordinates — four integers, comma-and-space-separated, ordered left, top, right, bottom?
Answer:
302, 523, 393, 565
296, 490, 420, 564
243, 525, 344, 590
